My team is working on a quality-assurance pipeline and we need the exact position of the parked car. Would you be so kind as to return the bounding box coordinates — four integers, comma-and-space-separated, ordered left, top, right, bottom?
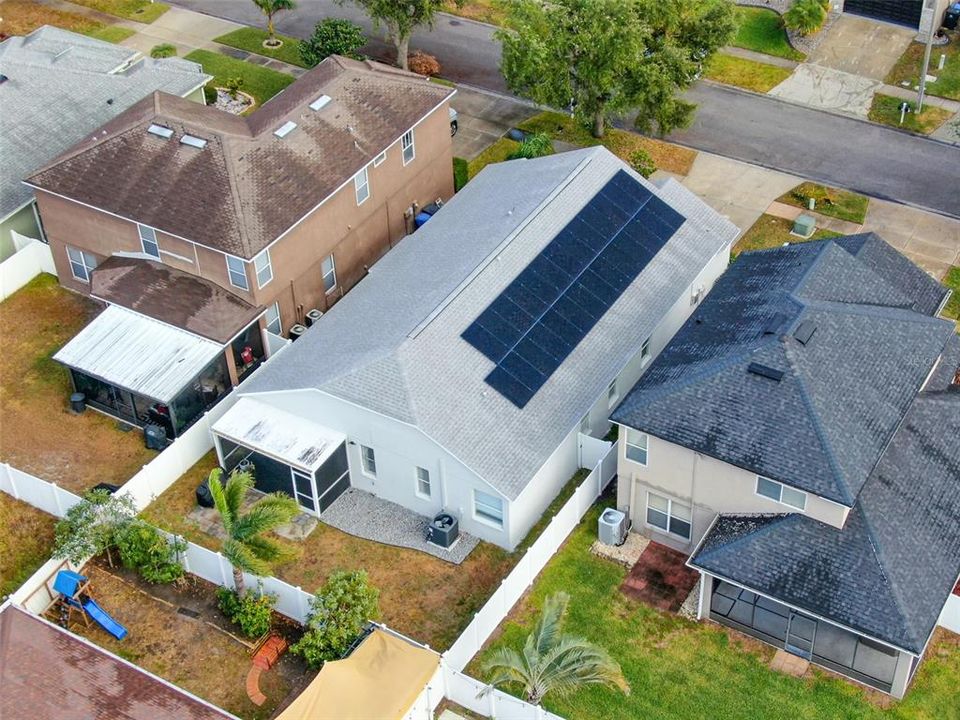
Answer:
449, 106, 458, 136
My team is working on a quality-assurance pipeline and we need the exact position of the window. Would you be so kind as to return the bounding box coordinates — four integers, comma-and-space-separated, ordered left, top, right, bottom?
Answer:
226, 255, 248, 290
646, 492, 691, 540
756, 476, 807, 510
265, 302, 282, 335
138, 224, 159, 259
625, 429, 648, 465
474, 489, 503, 528
607, 379, 618, 407
254, 249, 273, 288
354, 166, 369, 205
401, 130, 415, 165
321, 254, 337, 293
66, 246, 97, 282
361, 445, 377, 476
373, 151, 386, 167
416, 466, 431, 498
640, 336, 651, 364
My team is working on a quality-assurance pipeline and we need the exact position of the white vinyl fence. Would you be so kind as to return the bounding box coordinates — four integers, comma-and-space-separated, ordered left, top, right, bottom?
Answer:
444, 667, 564, 720
940, 592, 960, 634
0, 234, 54, 301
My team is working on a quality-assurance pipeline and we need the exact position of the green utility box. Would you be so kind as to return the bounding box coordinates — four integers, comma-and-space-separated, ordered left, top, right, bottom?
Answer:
792, 214, 816, 239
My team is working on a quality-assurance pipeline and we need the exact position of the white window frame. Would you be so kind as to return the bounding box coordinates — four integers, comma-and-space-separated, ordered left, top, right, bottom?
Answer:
360, 445, 377, 477
401, 130, 415, 165
265, 302, 282, 335
321, 254, 337, 294
66, 246, 97, 282
253, 249, 273, 289
354, 166, 369, 205
607, 378, 618, 408
645, 491, 692, 540
625, 429, 648, 466
415, 466, 431, 499
137, 224, 160, 259
373, 151, 386, 167
756, 475, 807, 511
473, 489, 504, 529
225, 254, 249, 291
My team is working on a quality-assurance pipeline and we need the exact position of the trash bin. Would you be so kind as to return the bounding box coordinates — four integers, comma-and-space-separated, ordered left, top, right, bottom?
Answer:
69, 392, 86, 414
945, 3, 960, 29
144, 423, 167, 450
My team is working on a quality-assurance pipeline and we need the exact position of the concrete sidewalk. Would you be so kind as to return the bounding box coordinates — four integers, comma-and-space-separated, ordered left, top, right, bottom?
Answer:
117, 5, 243, 58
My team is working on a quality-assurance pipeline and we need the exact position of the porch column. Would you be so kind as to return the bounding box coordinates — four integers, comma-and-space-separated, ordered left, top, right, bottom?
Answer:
224, 348, 240, 387
697, 571, 713, 620
889, 650, 915, 699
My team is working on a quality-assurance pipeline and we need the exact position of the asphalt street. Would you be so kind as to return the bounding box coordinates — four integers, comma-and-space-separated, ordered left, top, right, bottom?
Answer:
174, 0, 960, 217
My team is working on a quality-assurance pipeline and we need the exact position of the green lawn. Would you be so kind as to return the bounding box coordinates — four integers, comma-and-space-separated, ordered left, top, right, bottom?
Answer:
470, 502, 960, 720
704, 53, 793, 93
183, 50, 296, 109
777, 182, 870, 224
733, 214, 843, 257
69, 0, 169, 23
943, 267, 960, 327
868, 94, 953, 135
732, 8, 805, 62
214, 27, 311, 69
85, 25, 136, 43
466, 137, 522, 178
885, 37, 960, 102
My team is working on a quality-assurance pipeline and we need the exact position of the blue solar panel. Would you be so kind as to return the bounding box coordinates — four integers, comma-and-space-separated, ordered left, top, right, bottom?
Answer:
463, 170, 685, 407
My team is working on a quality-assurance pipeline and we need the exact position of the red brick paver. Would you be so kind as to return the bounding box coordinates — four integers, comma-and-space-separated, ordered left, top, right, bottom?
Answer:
620, 541, 700, 612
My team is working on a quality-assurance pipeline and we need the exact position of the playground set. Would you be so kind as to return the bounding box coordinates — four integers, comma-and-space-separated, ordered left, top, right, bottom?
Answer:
51, 569, 128, 640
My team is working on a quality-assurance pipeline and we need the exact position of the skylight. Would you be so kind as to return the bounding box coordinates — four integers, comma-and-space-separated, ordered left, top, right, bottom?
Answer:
275, 121, 298, 138
147, 124, 174, 139
180, 134, 208, 149
309, 95, 332, 111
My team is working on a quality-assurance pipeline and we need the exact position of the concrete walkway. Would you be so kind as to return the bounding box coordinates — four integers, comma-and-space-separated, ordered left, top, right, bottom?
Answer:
116, 6, 242, 58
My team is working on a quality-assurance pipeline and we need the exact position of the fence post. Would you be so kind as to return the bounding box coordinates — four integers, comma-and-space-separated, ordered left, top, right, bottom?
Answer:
52, 483, 64, 517
218, 553, 230, 587
8, 465, 19, 500
297, 586, 310, 622
488, 689, 497, 718
179, 536, 191, 573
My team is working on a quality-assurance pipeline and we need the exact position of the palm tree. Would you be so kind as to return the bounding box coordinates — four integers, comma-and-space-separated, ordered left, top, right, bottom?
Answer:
206, 468, 299, 598
253, 0, 297, 46
482, 592, 629, 705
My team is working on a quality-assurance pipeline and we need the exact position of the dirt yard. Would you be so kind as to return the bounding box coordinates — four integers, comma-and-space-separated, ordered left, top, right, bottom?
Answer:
68, 562, 306, 719
0, 275, 156, 492
0, 492, 57, 597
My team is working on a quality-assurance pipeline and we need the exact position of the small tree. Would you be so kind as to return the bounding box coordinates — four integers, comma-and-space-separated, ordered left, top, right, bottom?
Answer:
783, 0, 827, 36
299, 18, 366, 66
115, 520, 185, 585
224, 76, 245, 100
340, 0, 463, 71
253, 0, 296, 46
53, 489, 137, 566
291, 570, 380, 668
628, 148, 656, 178
482, 592, 629, 704
206, 468, 299, 598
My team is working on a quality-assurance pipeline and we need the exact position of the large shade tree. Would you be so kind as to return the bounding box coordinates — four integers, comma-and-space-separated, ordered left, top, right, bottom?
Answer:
482, 591, 630, 704
207, 468, 299, 598
496, 0, 737, 138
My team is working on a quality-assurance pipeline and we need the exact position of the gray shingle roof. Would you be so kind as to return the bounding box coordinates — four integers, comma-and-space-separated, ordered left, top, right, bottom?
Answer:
611, 237, 953, 505
690, 348, 960, 653
0, 26, 210, 219
242, 147, 739, 499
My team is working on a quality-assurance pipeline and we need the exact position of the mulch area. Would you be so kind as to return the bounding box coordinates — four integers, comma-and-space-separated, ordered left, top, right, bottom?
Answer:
620, 541, 700, 612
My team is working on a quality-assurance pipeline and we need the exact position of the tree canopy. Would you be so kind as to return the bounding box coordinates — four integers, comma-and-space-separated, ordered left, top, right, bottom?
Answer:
496, 0, 737, 137
341, 0, 461, 70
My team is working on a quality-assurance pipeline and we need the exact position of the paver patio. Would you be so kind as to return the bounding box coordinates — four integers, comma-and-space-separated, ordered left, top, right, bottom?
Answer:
620, 541, 700, 613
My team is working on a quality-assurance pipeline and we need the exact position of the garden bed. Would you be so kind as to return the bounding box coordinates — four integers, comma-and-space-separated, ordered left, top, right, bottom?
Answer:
184, 49, 296, 110
776, 182, 869, 224
732, 7, 805, 62
214, 27, 310, 68
0, 493, 57, 598
0, 0, 134, 42
0, 275, 157, 492
468, 502, 960, 720
732, 214, 842, 257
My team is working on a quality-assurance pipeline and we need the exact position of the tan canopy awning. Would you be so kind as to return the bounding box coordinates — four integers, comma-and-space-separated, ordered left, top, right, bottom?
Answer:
277, 628, 440, 720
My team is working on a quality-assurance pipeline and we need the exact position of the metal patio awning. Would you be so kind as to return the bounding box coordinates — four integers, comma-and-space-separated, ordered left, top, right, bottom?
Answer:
53, 305, 223, 403
212, 397, 347, 474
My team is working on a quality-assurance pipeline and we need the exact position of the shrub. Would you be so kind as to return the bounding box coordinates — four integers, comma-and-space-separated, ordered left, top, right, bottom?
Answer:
115, 520, 185, 585
407, 51, 441, 77
291, 570, 380, 668
217, 587, 275, 638
53, 490, 137, 565
299, 18, 366, 67
783, 0, 827, 36
203, 84, 218, 105
507, 132, 553, 160
150, 43, 177, 59
628, 148, 656, 178
223, 76, 244, 100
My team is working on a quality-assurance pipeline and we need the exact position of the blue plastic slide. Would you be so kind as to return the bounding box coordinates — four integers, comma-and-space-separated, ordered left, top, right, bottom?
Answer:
81, 597, 128, 641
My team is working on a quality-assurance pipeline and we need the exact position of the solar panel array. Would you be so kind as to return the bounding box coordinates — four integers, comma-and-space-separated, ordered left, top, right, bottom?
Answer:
462, 170, 685, 408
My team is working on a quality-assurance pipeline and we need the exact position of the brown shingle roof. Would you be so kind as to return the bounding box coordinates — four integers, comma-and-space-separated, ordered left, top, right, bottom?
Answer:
27, 56, 454, 258
91, 256, 262, 343
0, 604, 234, 720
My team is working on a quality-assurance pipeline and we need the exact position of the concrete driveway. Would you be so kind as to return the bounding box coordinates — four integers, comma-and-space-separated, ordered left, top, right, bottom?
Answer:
807, 15, 915, 81
768, 64, 882, 118
450, 87, 538, 160
862, 200, 960, 280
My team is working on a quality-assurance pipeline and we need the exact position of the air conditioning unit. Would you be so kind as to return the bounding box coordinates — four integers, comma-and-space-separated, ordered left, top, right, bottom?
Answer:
598, 508, 629, 546
288, 323, 307, 341
305, 308, 323, 327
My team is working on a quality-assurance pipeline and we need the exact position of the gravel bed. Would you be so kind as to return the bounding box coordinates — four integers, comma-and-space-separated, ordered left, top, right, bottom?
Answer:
322, 488, 480, 564
679, 578, 701, 620
214, 88, 254, 115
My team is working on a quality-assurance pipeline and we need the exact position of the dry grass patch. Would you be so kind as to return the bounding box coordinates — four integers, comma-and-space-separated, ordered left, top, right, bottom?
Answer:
0, 493, 57, 598
69, 0, 169, 23
518, 112, 697, 176
0, 275, 156, 491
442, 0, 507, 26
733, 214, 843, 256
70, 564, 298, 718
0, 0, 132, 41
